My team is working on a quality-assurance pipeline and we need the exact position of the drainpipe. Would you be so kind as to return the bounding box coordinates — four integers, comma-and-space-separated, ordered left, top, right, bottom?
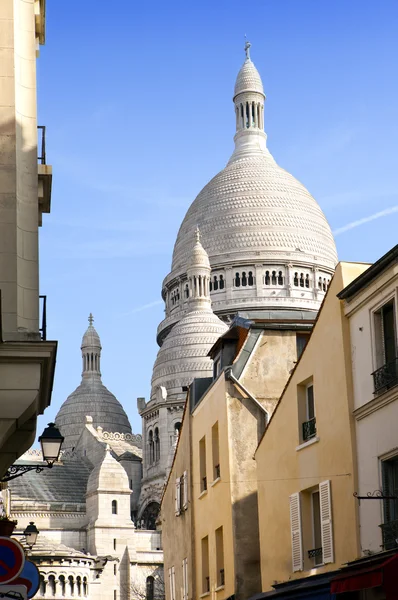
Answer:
224, 367, 268, 417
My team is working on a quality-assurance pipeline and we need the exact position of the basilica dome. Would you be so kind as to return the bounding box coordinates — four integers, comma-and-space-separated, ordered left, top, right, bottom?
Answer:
157, 44, 337, 345
151, 232, 228, 401
55, 315, 132, 451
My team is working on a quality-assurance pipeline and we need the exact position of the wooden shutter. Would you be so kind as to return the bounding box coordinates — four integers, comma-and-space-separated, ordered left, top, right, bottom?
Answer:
319, 480, 334, 564
290, 492, 303, 572
175, 478, 181, 516
183, 471, 188, 510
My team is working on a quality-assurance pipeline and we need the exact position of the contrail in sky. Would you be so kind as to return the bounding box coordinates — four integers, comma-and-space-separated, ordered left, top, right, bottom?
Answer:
333, 205, 398, 236
119, 300, 163, 317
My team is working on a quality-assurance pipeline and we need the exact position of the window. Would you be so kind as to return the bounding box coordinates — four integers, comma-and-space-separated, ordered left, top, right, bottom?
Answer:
215, 527, 225, 588
248, 271, 254, 286
278, 270, 284, 285
213, 355, 221, 379
59, 576, 66, 596
182, 558, 188, 600
294, 272, 299, 286
234, 272, 240, 287
212, 422, 220, 481
219, 274, 225, 290
146, 576, 154, 600
148, 430, 154, 465
184, 284, 189, 299
199, 436, 207, 493
114, 591, 117, 600
242, 271, 247, 286
290, 480, 334, 572
265, 271, 270, 285
296, 333, 310, 360
201, 536, 210, 594
114, 564, 117, 576
175, 471, 188, 515
83, 577, 88, 597
154, 428, 160, 462
112, 500, 118, 515
271, 270, 277, 285
373, 300, 398, 394
381, 456, 398, 549
113, 538, 117, 550
168, 567, 176, 600
297, 381, 316, 443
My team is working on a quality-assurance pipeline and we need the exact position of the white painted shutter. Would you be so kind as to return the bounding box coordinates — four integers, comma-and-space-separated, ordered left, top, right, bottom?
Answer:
168, 568, 173, 600
182, 558, 188, 600
175, 478, 181, 516
319, 480, 334, 564
171, 567, 176, 600
289, 492, 303, 572
183, 471, 188, 510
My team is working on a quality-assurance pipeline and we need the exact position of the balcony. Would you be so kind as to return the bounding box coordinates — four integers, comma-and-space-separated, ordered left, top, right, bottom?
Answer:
214, 464, 220, 480
37, 125, 52, 226
201, 476, 207, 493
302, 417, 316, 442
372, 359, 398, 395
380, 520, 398, 550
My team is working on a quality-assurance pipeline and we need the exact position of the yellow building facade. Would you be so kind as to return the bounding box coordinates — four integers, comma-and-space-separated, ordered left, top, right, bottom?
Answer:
255, 262, 369, 591
162, 314, 314, 600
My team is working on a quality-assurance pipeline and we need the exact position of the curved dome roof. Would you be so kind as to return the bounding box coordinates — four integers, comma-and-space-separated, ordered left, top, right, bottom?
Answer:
151, 308, 227, 400
55, 316, 132, 451
234, 58, 264, 97
171, 150, 337, 272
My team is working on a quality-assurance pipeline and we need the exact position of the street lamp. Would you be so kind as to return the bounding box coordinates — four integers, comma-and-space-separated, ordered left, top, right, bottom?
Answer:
1, 423, 64, 482
12, 522, 40, 549
38, 422, 64, 465
23, 522, 39, 549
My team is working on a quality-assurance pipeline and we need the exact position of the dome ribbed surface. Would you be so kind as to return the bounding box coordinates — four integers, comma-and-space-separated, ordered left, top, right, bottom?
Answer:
81, 324, 101, 348
55, 377, 132, 451
234, 59, 264, 97
171, 152, 337, 273
151, 310, 227, 400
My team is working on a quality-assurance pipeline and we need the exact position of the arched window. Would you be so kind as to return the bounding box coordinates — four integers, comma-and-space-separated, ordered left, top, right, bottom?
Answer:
83, 577, 88, 597
294, 273, 299, 286
278, 271, 284, 285
265, 271, 270, 285
40, 575, 46, 596
59, 576, 66, 596
154, 427, 160, 462
213, 276, 218, 291
242, 272, 247, 287
175, 422, 181, 434
76, 576, 82, 597
140, 501, 161, 530
48, 575, 56, 597
323, 278, 326, 291
299, 273, 305, 287
305, 274, 310, 288
184, 284, 189, 298
209, 280, 212, 291
146, 576, 155, 600
112, 500, 118, 515
234, 273, 240, 287
148, 430, 154, 465
248, 271, 254, 286
219, 275, 225, 290
318, 277, 322, 290
271, 271, 277, 285
68, 576, 74, 597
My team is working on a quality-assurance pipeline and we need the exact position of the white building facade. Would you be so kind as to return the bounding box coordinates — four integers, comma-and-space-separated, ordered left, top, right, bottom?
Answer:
339, 245, 398, 555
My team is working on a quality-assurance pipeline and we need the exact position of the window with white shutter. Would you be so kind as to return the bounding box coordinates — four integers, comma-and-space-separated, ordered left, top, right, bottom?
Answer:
319, 480, 334, 564
290, 492, 303, 572
175, 478, 181, 516
182, 558, 188, 600
169, 567, 176, 600
183, 471, 188, 510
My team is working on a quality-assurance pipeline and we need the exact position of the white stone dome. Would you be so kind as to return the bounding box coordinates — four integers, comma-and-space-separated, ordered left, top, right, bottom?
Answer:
157, 46, 337, 344
151, 309, 227, 401
55, 316, 132, 450
234, 57, 264, 97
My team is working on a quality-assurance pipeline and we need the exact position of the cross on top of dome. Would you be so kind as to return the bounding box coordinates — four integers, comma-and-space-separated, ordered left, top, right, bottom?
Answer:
88, 313, 94, 326
244, 39, 251, 61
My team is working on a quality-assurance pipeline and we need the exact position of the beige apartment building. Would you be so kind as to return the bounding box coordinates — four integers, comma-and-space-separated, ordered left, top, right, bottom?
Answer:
338, 245, 398, 555
0, 0, 55, 478
162, 306, 316, 600
255, 263, 369, 594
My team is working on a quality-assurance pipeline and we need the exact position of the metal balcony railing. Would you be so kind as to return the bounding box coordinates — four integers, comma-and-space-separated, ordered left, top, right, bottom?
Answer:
302, 417, 316, 442
39, 295, 47, 341
219, 569, 225, 586
372, 358, 398, 394
37, 126, 46, 165
214, 464, 220, 480
201, 476, 207, 493
308, 547, 323, 559
380, 520, 398, 550
205, 577, 210, 593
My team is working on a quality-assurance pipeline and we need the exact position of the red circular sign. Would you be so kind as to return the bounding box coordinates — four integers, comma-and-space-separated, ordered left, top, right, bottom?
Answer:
0, 537, 25, 584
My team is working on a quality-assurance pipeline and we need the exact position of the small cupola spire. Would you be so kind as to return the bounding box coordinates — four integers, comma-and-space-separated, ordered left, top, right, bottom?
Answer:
233, 41, 266, 133
81, 313, 102, 379
186, 227, 212, 310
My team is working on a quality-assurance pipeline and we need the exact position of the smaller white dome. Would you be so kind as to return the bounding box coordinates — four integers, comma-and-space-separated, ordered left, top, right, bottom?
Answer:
81, 313, 101, 349
87, 446, 130, 495
234, 58, 264, 97
187, 228, 210, 270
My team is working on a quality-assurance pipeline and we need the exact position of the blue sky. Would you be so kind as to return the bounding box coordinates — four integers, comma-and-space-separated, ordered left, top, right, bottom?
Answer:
36, 0, 398, 437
